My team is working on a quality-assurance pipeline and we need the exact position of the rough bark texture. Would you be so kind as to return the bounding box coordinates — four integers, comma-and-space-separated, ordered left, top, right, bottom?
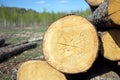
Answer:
0, 38, 5, 47
17, 60, 67, 80
43, 15, 98, 73
85, 0, 104, 12
87, 0, 120, 31
0, 42, 37, 63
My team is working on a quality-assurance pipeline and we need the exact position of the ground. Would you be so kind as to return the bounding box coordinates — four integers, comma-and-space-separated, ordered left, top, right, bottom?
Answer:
0, 26, 44, 80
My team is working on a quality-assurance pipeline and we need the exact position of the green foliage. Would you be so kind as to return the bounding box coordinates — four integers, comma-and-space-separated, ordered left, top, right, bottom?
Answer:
0, 6, 91, 27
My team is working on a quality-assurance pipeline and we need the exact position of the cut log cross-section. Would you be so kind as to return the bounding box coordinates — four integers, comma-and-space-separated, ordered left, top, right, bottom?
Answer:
43, 15, 98, 73
17, 60, 67, 80
87, 0, 120, 30
85, 0, 104, 11
100, 30, 120, 61
108, 0, 120, 26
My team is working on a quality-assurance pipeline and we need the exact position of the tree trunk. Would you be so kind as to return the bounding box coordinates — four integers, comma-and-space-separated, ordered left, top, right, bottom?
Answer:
17, 60, 67, 80
100, 29, 120, 61
0, 42, 37, 62
87, 0, 120, 31
0, 38, 5, 47
43, 15, 98, 73
85, 0, 104, 12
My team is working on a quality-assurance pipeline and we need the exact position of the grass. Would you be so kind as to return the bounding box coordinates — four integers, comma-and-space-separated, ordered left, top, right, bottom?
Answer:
0, 26, 44, 80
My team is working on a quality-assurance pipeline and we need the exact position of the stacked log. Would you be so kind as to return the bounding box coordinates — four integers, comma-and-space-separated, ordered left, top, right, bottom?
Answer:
17, 60, 67, 80
17, 0, 120, 79
100, 30, 120, 61
85, 0, 104, 11
43, 15, 98, 73
87, 0, 120, 30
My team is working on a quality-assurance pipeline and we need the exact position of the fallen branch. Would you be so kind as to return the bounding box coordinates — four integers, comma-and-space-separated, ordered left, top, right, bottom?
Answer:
0, 42, 37, 63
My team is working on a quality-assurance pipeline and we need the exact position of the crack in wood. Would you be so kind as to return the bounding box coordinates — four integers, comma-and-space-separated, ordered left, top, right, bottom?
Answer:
58, 43, 80, 48
109, 10, 120, 16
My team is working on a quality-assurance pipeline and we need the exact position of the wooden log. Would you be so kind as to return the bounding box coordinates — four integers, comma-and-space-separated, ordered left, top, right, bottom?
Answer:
87, 0, 120, 30
0, 42, 37, 62
0, 38, 5, 47
85, 0, 104, 11
17, 60, 67, 80
7, 36, 43, 48
43, 15, 98, 73
100, 29, 120, 61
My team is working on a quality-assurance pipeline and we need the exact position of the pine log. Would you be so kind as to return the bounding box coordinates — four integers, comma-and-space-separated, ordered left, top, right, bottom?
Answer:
100, 30, 120, 61
85, 0, 104, 11
0, 38, 5, 47
0, 42, 37, 62
87, 0, 120, 30
17, 60, 67, 80
43, 15, 98, 73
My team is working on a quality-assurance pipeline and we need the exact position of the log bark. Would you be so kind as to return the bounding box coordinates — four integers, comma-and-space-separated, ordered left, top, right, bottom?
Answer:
100, 29, 120, 61
43, 15, 98, 73
17, 60, 67, 80
0, 42, 37, 62
87, 0, 120, 31
0, 38, 5, 47
85, 0, 104, 11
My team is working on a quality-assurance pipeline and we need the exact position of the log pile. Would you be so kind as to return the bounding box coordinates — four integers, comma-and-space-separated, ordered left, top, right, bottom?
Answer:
17, 0, 120, 80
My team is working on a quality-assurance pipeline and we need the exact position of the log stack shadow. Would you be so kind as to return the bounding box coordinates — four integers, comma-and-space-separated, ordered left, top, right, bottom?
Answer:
65, 53, 120, 80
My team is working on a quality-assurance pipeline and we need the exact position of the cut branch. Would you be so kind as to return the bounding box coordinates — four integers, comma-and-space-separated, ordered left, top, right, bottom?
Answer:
0, 42, 37, 62
43, 15, 98, 73
17, 60, 67, 80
